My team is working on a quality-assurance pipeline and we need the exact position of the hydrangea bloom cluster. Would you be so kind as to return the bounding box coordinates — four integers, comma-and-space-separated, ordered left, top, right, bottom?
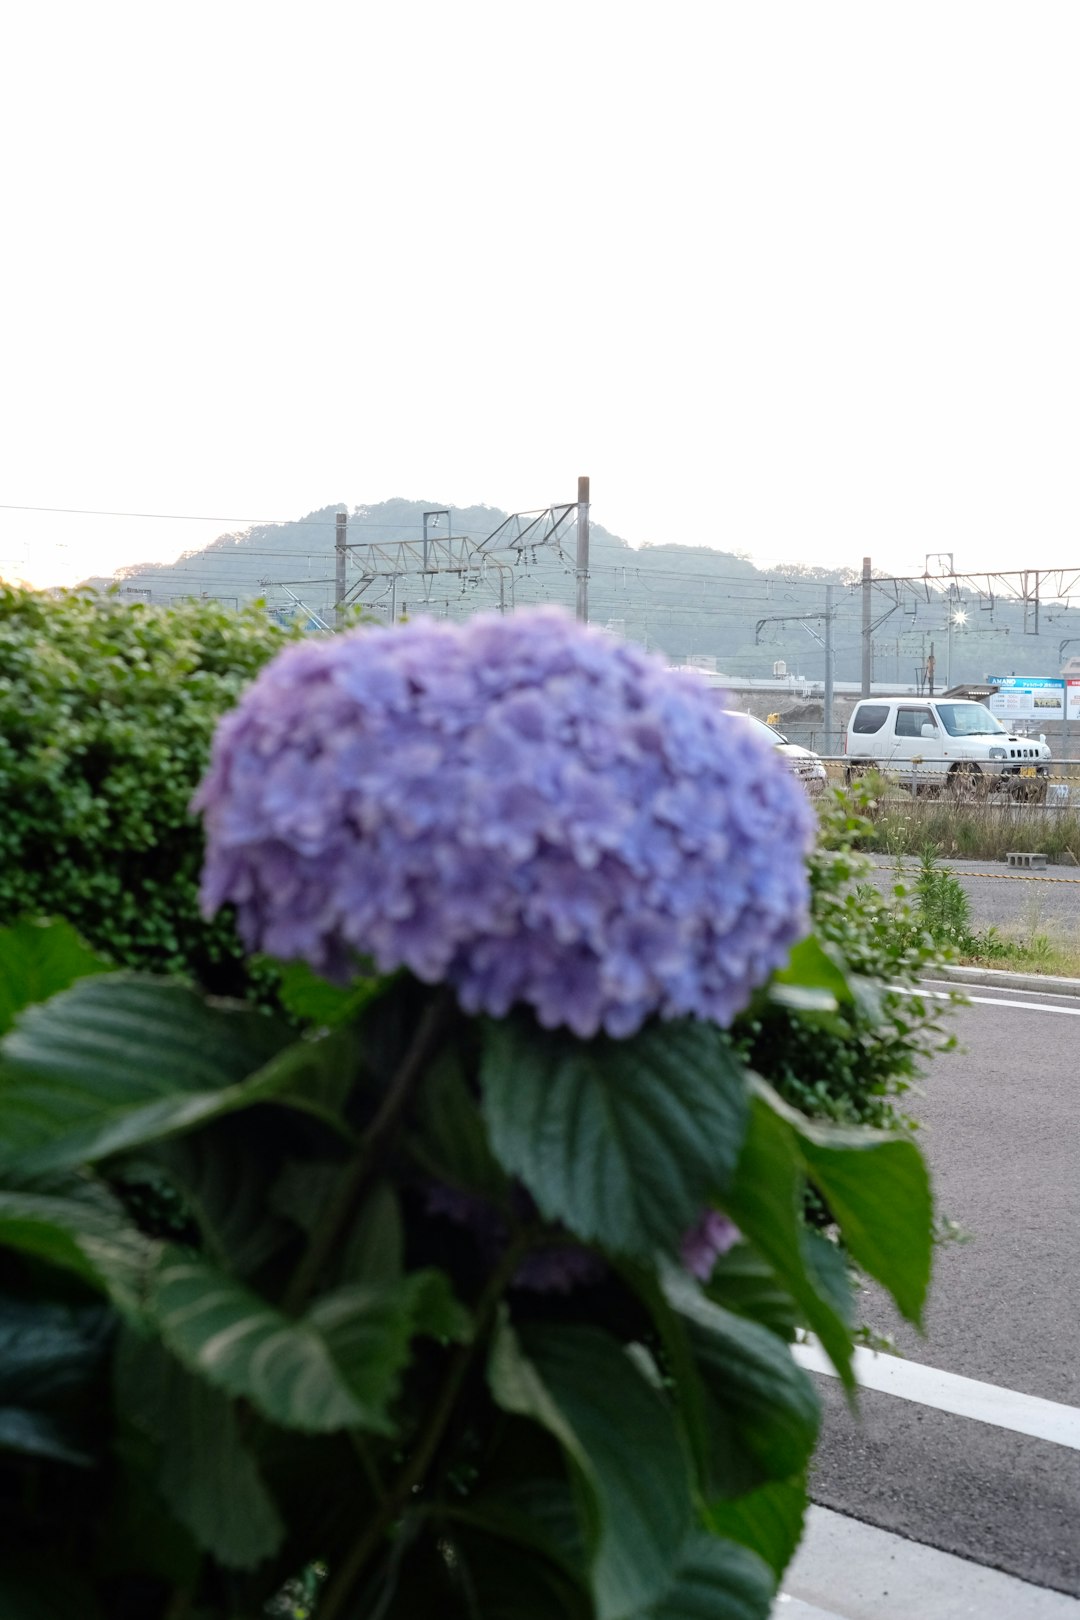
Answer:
681, 1209, 740, 1281
195, 607, 814, 1038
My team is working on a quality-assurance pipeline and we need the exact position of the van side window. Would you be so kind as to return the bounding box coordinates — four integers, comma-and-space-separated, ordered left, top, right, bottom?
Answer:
894, 708, 935, 738
852, 704, 889, 734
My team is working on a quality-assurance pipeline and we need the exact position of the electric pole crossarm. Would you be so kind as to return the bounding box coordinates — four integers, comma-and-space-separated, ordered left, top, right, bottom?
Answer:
754, 610, 829, 645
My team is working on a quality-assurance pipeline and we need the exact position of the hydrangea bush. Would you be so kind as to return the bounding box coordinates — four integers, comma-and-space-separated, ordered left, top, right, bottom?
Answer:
0, 611, 933, 1620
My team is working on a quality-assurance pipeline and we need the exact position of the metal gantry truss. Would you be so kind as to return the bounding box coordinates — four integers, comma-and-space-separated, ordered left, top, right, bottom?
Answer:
477, 502, 578, 556
861, 565, 1080, 637
260, 499, 581, 624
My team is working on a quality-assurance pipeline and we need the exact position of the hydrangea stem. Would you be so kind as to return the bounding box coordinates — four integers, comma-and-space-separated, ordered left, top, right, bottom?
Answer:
282, 987, 455, 1316
317, 1232, 531, 1620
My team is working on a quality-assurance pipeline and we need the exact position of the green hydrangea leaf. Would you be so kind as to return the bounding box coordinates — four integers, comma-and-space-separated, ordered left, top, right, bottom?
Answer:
480, 1016, 748, 1258
119, 1334, 283, 1570
659, 1267, 820, 1495
705, 1477, 809, 1580
0, 1176, 151, 1316
152, 1249, 468, 1434
633, 1530, 775, 1620
0, 918, 111, 1038
0, 977, 320, 1175
768, 1083, 933, 1326
488, 1320, 692, 1620
718, 1092, 855, 1388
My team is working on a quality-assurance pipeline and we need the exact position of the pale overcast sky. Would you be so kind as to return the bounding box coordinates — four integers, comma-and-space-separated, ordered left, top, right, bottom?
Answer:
2, 2, 1079, 589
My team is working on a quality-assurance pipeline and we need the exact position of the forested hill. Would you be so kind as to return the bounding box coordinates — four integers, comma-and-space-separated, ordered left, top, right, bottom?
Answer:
83, 498, 1077, 687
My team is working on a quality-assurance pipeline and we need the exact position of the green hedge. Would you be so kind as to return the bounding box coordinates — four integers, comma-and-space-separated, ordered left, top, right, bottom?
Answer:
733, 790, 956, 1132
0, 587, 292, 994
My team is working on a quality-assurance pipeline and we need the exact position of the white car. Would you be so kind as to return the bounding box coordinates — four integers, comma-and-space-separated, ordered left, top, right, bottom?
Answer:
844, 696, 1050, 799
726, 710, 829, 797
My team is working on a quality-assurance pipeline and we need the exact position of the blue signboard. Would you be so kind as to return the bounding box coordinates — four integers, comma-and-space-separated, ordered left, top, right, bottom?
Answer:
986, 676, 1064, 720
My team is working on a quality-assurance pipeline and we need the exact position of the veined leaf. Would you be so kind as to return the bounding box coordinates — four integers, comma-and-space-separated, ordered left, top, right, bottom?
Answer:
139, 1124, 294, 1279
488, 1320, 692, 1620
271, 1158, 346, 1236
800, 1228, 854, 1334
274, 959, 383, 1028
409, 1048, 510, 1206
660, 1267, 820, 1494
0, 1296, 110, 1469
707, 1243, 800, 1341
0, 918, 111, 1039
452, 1478, 586, 1582
766, 983, 839, 1014
0, 1176, 151, 1316
152, 1249, 468, 1434
0, 1296, 110, 1403
341, 1181, 404, 1286
481, 1017, 748, 1259
119, 1333, 283, 1570
0, 977, 310, 1175
0, 1404, 94, 1467
780, 1096, 932, 1326
723, 1081, 933, 1375
771, 936, 852, 1004
633, 1530, 774, 1620
719, 1093, 855, 1388
706, 1477, 808, 1580
440, 1526, 593, 1620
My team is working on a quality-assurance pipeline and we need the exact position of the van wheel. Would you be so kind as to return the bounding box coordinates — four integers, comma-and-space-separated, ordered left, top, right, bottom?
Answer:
947, 763, 986, 802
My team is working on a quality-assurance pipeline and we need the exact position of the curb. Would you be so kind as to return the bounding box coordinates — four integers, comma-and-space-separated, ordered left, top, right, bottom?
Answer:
931, 964, 1080, 1000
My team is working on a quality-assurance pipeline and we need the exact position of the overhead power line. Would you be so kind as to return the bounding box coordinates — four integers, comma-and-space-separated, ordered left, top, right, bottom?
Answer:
0, 502, 459, 532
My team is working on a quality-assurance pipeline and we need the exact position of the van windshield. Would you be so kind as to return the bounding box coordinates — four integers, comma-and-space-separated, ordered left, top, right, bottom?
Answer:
935, 704, 1005, 738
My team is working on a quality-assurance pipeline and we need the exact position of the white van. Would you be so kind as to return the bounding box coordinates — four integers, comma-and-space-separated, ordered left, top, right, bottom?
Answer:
844, 697, 1051, 799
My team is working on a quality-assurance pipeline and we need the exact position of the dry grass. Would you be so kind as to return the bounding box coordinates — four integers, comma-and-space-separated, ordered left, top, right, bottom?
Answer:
853, 786, 1080, 864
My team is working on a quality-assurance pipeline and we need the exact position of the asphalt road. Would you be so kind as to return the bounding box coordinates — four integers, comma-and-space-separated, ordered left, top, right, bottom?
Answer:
807, 983, 1080, 1596
867, 856, 1080, 935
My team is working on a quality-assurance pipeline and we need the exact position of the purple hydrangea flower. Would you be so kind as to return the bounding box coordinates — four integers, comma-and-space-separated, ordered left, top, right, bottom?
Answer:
680, 1209, 741, 1280
194, 607, 814, 1037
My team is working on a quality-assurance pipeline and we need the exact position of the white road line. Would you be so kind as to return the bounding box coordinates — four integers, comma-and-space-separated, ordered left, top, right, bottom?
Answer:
966, 994, 1080, 1015
794, 1339, 1080, 1450
895, 984, 1080, 1016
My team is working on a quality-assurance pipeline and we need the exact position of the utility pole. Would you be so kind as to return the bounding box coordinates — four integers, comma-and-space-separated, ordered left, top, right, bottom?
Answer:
861, 556, 872, 696
823, 583, 834, 751
334, 510, 347, 630
576, 475, 590, 623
